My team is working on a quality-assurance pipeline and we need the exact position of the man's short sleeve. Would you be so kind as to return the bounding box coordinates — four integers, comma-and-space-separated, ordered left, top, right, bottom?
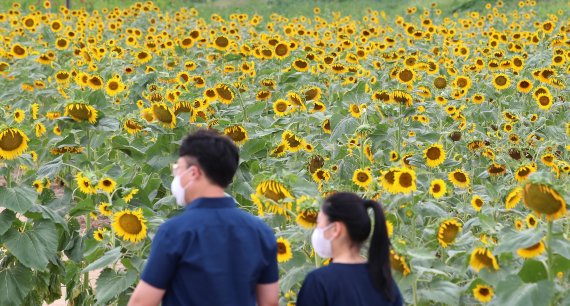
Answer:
257, 235, 279, 284
140, 225, 179, 289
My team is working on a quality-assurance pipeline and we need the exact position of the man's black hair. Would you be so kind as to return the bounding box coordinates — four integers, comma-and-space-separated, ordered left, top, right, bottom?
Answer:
179, 129, 239, 188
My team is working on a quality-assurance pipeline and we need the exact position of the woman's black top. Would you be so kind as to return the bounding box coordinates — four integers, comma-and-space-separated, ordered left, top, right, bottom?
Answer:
297, 263, 403, 306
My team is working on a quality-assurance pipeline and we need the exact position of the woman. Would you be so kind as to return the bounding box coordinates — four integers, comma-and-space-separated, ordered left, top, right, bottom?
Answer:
297, 192, 403, 306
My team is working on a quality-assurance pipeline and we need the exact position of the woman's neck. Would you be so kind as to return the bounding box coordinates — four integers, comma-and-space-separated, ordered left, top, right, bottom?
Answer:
332, 245, 366, 264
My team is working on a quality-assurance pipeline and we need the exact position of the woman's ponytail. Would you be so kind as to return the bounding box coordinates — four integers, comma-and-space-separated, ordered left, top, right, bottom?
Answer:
364, 199, 395, 302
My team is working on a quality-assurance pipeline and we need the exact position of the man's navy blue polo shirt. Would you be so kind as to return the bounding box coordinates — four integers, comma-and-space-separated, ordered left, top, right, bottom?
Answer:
141, 197, 279, 306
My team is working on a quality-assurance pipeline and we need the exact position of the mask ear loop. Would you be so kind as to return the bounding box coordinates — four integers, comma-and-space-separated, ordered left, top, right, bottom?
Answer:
179, 164, 197, 190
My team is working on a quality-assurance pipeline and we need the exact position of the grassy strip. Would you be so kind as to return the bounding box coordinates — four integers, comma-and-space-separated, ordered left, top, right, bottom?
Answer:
1, 0, 568, 18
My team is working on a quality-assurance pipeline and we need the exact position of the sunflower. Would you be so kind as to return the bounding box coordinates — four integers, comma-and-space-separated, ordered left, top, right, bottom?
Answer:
526, 214, 538, 228
448, 169, 470, 188
13, 109, 25, 123
112, 208, 147, 243
54, 71, 71, 84
380, 168, 399, 194
223, 125, 248, 145
123, 119, 143, 134
87, 75, 104, 90
467, 194, 484, 212
214, 83, 235, 105
390, 151, 399, 162
424, 144, 445, 167
394, 168, 416, 194
75, 173, 96, 195
152, 103, 176, 128
515, 165, 535, 182
97, 177, 117, 193
349, 104, 362, 118
122, 188, 139, 203
33, 180, 44, 193
487, 163, 506, 176
437, 219, 462, 248
0, 128, 29, 160
64, 103, 98, 124
255, 180, 293, 216
282, 130, 304, 152
390, 250, 411, 276
274, 43, 290, 59
277, 237, 293, 262
322, 119, 331, 134
11, 43, 28, 59
505, 187, 522, 210
105, 78, 126, 96
517, 240, 545, 259
256, 90, 271, 101
386, 221, 394, 238
515, 219, 524, 231
396, 68, 416, 84
134, 51, 152, 64
290, 59, 309, 72
541, 153, 555, 167
296, 208, 318, 229
98, 202, 112, 217
270, 144, 287, 157
213, 35, 230, 51
429, 179, 447, 199
391, 90, 413, 107
433, 75, 447, 89
304, 87, 322, 102
535, 94, 553, 110
273, 99, 291, 116
470, 247, 499, 272
473, 284, 494, 303
517, 79, 533, 93
93, 228, 107, 242
522, 183, 566, 221
364, 144, 374, 162
352, 168, 373, 189
492, 74, 511, 90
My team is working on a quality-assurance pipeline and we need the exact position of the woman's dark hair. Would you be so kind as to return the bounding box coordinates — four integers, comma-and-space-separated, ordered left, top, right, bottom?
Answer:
179, 129, 239, 188
322, 192, 394, 301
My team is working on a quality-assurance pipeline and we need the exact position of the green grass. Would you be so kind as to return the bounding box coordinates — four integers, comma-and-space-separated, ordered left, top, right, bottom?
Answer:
1, 0, 568, 19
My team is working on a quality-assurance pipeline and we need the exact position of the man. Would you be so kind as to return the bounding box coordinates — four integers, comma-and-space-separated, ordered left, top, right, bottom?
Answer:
128, 129, 279, 306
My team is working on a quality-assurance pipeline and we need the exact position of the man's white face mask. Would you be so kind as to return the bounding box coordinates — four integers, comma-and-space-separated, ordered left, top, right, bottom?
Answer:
171, 166, 193, 206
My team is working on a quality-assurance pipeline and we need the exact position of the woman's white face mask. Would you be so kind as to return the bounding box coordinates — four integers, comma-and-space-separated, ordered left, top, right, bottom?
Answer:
311, 223, 336, 258
171, 167, 193, 206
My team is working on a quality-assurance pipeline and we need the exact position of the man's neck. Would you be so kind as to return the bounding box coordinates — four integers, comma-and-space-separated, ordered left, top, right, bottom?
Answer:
187, 186, 226, 202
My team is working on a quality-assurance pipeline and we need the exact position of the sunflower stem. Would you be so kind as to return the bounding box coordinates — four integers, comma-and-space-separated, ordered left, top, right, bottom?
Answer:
397, 103, 402, 155
547, 219, 554, 282
412, 278, 418, 306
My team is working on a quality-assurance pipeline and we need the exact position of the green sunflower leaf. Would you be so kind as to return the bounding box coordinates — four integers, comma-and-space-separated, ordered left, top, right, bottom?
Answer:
3, 220, 58, 271
95, 268, 138, 305
0, 263, 34, 306
0, 186, 36, 214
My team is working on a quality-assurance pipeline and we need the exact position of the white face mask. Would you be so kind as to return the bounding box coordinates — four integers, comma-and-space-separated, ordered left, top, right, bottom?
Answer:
311, 223, 335, 258
171, 167, 193, 206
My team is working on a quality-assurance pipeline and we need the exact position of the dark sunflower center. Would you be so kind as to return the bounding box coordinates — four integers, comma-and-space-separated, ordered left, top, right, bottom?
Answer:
399, 69, 413, 82
215, 86, 233, 100
453, 172, 467, 183
399, 173, 412, 187
108, 81, 119, 90
119, 213, 142, 234
215, 36, 229, 48
495, 76, 507, 86
432, 184, 441, 193
277, 242, 286, 254
276, 102, 288, 112
357, 172, 369, 182
442, 224, 459, 243
426, 147, 441, 160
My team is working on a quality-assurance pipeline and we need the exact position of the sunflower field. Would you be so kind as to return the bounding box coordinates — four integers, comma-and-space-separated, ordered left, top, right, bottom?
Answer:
0, 0, 569, 305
